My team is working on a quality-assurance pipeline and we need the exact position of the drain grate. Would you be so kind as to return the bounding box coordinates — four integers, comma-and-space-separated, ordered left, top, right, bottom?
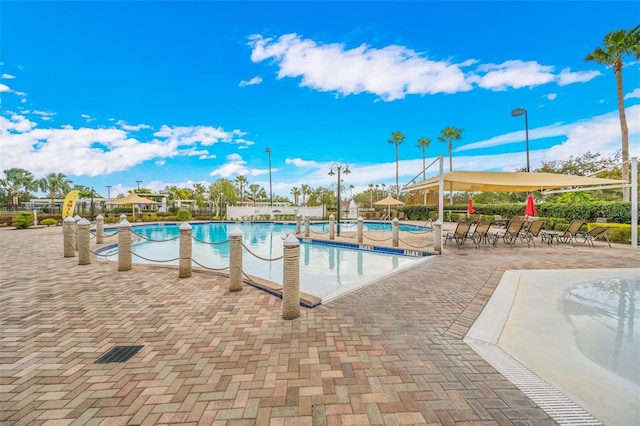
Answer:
96, 345, 144, 364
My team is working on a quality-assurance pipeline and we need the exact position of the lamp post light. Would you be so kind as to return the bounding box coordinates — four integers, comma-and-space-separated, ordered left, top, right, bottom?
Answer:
328, 162, 350, 236
106, 185, 112, 212
511, 107, 530, 172
136, 180, 142, 192
265, 147, 273, 207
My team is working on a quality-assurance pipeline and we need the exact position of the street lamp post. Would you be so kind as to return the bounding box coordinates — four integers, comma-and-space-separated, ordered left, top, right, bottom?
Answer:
328, 162, 350, 236
219, 192, 223, 220
106, 185, 112, 212
265, 147, 273, 207
511, 107, 530, 172
136, 180, 142, 192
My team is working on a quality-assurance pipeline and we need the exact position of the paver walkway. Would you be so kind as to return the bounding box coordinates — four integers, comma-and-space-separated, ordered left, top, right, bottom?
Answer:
1, 224, 637, 425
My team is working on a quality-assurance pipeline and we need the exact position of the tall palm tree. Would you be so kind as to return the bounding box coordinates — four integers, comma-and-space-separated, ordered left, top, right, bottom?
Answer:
438, 126, 464, 172
290, 186, 301, 206
586, 24, 640, 201
300, 184, 311, 206
368, 183, 374, 207
438, 126, 464, 204
416, 137, 432, 180
234, 175, 248, 201
0, 168, 37, 209
39, 172, 72, 213
388, 131, 405, 198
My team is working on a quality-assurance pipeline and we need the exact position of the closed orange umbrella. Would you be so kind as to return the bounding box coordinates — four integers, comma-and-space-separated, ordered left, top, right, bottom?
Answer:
525, 193, 537, 216
467, 195, 474, 214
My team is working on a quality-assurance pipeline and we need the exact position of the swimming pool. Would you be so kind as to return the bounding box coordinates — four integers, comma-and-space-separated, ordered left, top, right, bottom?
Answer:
308, 221, 429, 232
465, 269, 640, 425
100, 222, 429, 300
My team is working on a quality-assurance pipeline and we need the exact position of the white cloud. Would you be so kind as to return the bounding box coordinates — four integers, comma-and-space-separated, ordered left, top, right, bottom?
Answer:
239, 76, 263, 87
556, 67, 600, 86
249, 33, 472, 101
0, 83, 11, 92
1, 73, 15, 79
209, 153, 250, 177
116, 120, 152, 131
0, 113, 253, 178
81, 113, 96, 122
249, 34, 601, 100
285, 157, 319, 168
545, 93, 557, 101
625, 88, 640, 100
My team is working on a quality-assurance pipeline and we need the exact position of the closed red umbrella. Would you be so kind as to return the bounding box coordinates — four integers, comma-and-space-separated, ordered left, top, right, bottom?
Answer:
525, 193, 537, 216
467, 195, 474, 214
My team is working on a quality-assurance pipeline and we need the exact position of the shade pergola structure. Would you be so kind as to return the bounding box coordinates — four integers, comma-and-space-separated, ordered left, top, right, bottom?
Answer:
107, 193, 159, 218
403, 166, 637, 249
403, 171, 627, 193
373, 194, 404, 219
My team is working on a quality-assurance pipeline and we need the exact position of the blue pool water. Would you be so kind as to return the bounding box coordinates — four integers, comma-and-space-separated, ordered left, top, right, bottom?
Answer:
101, 222, 429, 299
308, 221, 429, 232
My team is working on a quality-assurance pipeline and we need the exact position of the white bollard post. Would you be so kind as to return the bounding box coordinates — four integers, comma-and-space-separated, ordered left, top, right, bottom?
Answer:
63, 216, 76, 257
282, 234, 300, 320
118, 219, 132, 271
329, 214, 335, 240
229, 227, 243, 292
74, 215, 82, 250
357, 216, 363, 244
179, 222, 192, 278
295, 214, 301, 234
434, 220, 442, 254
96, 215, 104, 244
78, 218, 91, 265
304, 217, 310, 238
392, 217, 399, 247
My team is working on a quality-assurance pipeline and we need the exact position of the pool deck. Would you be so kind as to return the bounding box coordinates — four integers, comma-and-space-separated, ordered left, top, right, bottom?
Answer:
1, 222, 638, 425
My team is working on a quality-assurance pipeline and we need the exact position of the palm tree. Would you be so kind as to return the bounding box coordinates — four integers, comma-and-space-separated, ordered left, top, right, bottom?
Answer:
438, 126, 464, 172
0, 168, 37, 209
388, 131, 405, 198
416, 137, 432, 180
586, 24, 640, 201
368, 183, 374, 208
300, 184, 311, 206
234, 175, 248, 201
438, 126, 464, 204
246, 184, 266, 205
39, 172, 72, 213
290, 187, 301, 206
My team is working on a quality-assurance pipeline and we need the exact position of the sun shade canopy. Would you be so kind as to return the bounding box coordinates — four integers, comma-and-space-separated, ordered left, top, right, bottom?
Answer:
373, 195, 405, 206
107, 193, 159, 205
403, 171, 626, 193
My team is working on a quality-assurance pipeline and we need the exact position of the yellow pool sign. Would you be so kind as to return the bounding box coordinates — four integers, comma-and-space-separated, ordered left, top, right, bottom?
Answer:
61, 190, 80, 218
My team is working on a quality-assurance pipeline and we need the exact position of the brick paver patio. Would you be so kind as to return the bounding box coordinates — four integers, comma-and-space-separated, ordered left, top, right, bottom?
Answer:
1, 223, 637, 425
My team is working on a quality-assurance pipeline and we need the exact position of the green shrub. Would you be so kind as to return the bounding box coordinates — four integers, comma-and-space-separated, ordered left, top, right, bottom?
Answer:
40, 218, 58, 226
13, 212, 34, 229
176, 209, 192, 221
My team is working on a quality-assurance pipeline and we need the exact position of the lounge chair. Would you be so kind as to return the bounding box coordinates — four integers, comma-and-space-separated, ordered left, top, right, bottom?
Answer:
493, 219, 525, 247
520, 219, 547, 247
444, 221, 472, 249
550, 220, 587, 246
471, 220, 495, 248
577, 226, 612, 248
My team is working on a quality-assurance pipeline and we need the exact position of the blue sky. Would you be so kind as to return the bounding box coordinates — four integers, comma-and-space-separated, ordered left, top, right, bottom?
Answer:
1, 1, 639, 199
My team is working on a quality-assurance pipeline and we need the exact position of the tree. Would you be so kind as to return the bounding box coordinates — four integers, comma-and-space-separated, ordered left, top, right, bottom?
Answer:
438, 126, 464, 172
0, 168, 37, 209
586, 24, 639, 201
290, 187, 301, 206
301, 184, 312, 206
246, 184, 267, 204
368, 183, 374, 208
388, 131, 405, 198
234, 175, 248, 201
416, 137, 432, 180
39, 172, 72, 213
438, 126, 464, 204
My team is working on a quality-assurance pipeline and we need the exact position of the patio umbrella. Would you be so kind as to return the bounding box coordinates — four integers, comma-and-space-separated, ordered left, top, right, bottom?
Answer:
107, 193, 159, 217
525, 193, 537, 217
467, 195, 474, 214
373, 195, 404, 218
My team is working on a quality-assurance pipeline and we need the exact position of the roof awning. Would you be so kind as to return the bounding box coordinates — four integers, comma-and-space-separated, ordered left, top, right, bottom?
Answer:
403, 171, 627, 193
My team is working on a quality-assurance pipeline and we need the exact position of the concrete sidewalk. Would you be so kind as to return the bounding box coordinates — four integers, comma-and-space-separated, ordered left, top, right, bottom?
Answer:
1, 224, 637, 425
